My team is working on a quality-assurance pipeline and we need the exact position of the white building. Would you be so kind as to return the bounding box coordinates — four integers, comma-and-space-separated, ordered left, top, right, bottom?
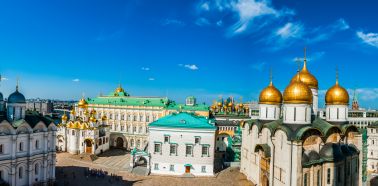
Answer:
0, 84, 57, 186
148, 112, 216, 176
56, 106, 110, 155
241, 55, 363, 186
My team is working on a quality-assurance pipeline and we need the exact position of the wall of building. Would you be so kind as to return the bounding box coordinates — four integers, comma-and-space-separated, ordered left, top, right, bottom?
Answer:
149, 127, 215, 176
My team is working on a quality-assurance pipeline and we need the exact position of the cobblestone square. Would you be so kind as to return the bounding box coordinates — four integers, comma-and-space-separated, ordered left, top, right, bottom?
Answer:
56, 150, 253, 186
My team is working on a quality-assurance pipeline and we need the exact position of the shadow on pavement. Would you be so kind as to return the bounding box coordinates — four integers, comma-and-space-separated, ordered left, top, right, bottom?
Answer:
55, 166, 141, 186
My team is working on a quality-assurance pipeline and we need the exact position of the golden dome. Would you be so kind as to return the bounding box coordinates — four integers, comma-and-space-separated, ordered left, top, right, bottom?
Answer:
78, 98, 88, 108
291, 59, 318, 89
115, 84, 125, 93
284, 73, 313, 104
325, 79, 349, 105
70, 109, 76, 115
259, 81, 282, 105
90, 109, 97, 114
61, 113, 68, 121
102, 115, 107, 121
89, 115, 97, 122
84, 109, 89, 116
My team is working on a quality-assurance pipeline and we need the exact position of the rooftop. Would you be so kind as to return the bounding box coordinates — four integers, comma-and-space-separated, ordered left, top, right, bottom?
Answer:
149, 112, 216, 130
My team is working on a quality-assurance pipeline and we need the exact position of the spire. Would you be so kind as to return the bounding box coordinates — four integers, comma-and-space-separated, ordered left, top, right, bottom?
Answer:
16, 77, 19, 91
303, 47, 308, 72
269, 67, 273, 86
295, 58, 301, 73
335, 66, 339, 85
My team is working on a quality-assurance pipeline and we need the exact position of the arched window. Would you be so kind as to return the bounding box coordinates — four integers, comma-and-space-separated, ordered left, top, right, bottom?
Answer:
35, 140, 39, 149
35, 163, 39, 175
137, 140, 140, 148
19, 167, 23, 179
19, 142, 23, 151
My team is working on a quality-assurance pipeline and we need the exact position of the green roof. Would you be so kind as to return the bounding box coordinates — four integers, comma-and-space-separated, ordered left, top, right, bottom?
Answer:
87, 96, 170, 107
166, 103, 209, 111
149, 112, 216, 130
85, 95, 209, 112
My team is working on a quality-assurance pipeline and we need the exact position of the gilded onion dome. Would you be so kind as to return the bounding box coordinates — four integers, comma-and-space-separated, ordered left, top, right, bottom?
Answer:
78, 97, 88, 108
115, 84, 125, 93
259, 80, 282, 105
84, 109, 89, 116
325, 74, 349, 105
70, 109, 76, 115
61, 112, 68, 121
89, 115, 97, 122
291, 52, 318, 89
101, 115, 107, 121
284, 73, 313, 104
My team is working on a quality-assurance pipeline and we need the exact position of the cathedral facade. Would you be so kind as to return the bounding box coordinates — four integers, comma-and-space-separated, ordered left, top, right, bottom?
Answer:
0, 84, 57, 186
240, 54, 362, 186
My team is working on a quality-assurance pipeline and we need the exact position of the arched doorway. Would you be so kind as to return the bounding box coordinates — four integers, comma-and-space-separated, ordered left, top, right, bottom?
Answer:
255, 144, 270, 186
116, 137, 124, 148
135, 156, 148, 167
84, 139, 93, 153
262, 175, 269, 186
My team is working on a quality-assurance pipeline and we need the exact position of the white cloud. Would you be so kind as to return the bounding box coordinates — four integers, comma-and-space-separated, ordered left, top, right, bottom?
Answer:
195, 17, 211, 26
356, 31, 378, 48
141, 67, 150, 71
352, 88, 378, 101
197, 0, 294, 35
162, 19, 185, 26
292, 51, 325, 63
1, 77, 8, 81
216, 20, 223, 27
305, 18, 350, 43
180, 64, 199, 70
148, 78, 155, 81
72, 79, 80, 82
196, 1, 350, 50
276, 22, 303, 40
200, 1, 210, 11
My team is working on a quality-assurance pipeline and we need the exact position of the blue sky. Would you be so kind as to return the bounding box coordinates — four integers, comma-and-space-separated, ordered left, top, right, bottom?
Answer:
0, 0, 378, 108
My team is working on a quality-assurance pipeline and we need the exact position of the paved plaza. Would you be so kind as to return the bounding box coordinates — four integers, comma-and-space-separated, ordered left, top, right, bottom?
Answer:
56, 149, 254, 186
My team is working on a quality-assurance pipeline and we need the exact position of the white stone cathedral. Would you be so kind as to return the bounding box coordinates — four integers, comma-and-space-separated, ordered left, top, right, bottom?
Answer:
0, 83, 57, 186
241, 52, 363, 186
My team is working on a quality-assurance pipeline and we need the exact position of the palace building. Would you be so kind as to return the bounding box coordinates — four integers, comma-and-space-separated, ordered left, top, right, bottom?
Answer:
0, 83, 57, 186
57, 85, 209, 153
240, 51, 363, 186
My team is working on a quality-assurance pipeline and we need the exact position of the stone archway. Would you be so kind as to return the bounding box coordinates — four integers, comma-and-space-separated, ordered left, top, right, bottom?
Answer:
116, 137, 124, 149
135, 156, 148, 167
57, 135, 65, 151
84, 139, 93, 153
